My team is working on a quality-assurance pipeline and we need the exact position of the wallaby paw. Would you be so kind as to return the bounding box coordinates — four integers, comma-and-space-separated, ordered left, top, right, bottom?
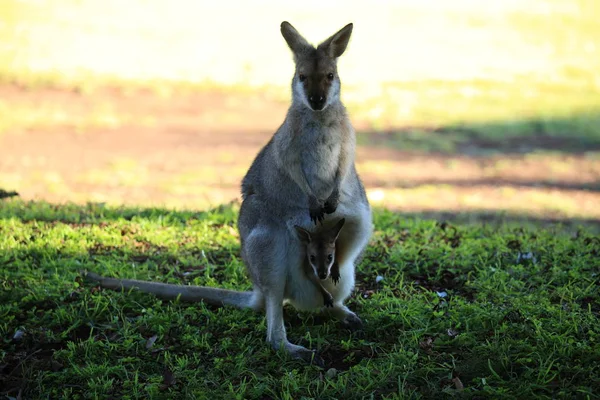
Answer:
341, 313, 364, 332
323, 188, 340, 214
309, 196, 325, 225
323, 198, 339, 214
323, 293, 334, 308
330, 270, 340, 285
330, 261, 340, 285
309, 207, 325, 225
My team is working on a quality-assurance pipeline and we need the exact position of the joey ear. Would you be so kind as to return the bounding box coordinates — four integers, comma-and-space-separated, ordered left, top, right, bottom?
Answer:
281, 21, 312, 56
318, 23, 353, 58
294, 225, 312, 243
329, 218, 346, 242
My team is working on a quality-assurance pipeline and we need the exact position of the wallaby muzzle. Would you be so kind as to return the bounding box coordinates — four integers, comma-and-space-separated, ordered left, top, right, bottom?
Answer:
309, 94, 326, 111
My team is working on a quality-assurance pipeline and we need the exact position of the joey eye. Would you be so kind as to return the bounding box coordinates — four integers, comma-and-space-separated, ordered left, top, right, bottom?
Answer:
309, 255, 316, 262
327, 73, 334, 81
327, 254, 333, 262
299, 74, 306, 82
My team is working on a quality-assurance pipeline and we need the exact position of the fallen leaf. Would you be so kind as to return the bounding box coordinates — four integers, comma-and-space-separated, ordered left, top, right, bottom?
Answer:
227, 225, 239, 237
447, 329, 459, 338
13, 329, 24, 341
419, 336, 435, 352
506, 239, 521, 250
452, 376, 464, 390
146, 334, 158, 349
437, 221, 449, 231
51, 360, 64, 372
516, 251, 536, 264
15, 388, 23, 400
163, 368, 176, 387
67, 291, 80, 300
362, 290, 375, 299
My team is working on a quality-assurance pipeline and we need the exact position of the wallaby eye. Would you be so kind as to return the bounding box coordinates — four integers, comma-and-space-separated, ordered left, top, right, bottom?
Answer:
327, 73, 334, 81
299, 74, 306, 82
309, 255, 316, 262
327, 254, 333, 262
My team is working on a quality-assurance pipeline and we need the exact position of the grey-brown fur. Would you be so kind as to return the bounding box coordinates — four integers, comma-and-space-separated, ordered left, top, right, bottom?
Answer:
85, 21, 373, 367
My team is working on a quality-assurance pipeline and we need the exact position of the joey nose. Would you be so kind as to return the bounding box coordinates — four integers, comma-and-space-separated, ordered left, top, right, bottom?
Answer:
308, 95, 326, 110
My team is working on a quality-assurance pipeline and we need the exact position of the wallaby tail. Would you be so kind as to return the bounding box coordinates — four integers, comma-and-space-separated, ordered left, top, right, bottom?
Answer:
82, 271, 258, 309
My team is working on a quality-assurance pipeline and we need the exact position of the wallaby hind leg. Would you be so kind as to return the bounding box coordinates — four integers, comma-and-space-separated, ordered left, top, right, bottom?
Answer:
244, 225, 324, 366
264, 292, 323, 366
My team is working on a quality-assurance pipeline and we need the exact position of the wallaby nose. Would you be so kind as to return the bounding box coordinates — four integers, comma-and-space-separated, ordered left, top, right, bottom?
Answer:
319, 272, 328, 280
309, 95, 326, 110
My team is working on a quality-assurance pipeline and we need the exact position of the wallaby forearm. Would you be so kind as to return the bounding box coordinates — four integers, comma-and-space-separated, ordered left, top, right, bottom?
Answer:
316, 282, 333, 307
303, 266, 333, 307
331, 124, 355, 194
283, 154, 327, 223
288, 163, 319, 200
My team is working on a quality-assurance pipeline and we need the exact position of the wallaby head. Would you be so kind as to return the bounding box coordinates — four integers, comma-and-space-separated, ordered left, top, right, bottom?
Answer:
294, 218, 346, 280
280, 21, 353, 112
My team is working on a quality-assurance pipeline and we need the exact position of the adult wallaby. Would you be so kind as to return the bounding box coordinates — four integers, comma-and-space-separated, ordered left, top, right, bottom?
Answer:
84, 21, 373, 366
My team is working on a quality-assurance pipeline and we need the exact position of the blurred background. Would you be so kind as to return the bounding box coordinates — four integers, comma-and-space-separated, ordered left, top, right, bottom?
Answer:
1, 0, 599, 225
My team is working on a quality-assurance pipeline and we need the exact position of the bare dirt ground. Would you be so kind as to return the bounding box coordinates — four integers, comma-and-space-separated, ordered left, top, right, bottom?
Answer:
1, 85, 599, 224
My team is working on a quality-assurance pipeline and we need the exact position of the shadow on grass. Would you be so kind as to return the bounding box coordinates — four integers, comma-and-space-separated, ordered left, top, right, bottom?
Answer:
358, 112, 600, 156
366, 178, 600, 193
375, 209, 600, 232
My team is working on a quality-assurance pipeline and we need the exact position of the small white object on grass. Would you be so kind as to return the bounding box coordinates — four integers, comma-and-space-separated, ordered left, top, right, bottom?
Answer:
326, 368, 338, 379
146, 334, 158, 349
13, 329, 24, 340
376, 275, 384, 283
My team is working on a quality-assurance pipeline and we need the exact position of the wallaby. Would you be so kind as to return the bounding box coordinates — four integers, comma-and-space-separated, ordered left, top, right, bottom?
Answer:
84, 21, 373, 366
294, 218, 346, 308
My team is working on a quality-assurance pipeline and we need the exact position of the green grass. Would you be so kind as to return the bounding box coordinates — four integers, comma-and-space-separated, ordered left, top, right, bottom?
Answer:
1, 200, 599, 399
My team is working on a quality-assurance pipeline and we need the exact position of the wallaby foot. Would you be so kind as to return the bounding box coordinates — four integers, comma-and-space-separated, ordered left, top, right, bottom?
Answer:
264, 291, 324, 366
283, 342, 325, 367
340, 311, 364, 331
324, 304, 364, 332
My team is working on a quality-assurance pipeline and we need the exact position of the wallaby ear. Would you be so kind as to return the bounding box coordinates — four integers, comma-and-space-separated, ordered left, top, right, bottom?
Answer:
281, 21, 312, 56
318, 23, 353, 58
294, 225, 312, 243
329, 218, 346, 242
